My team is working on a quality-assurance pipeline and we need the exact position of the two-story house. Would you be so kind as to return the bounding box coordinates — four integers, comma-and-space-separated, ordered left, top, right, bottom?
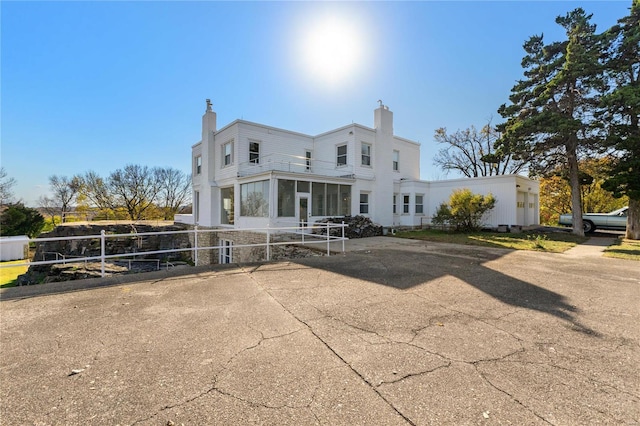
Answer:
177, 101, 539, 233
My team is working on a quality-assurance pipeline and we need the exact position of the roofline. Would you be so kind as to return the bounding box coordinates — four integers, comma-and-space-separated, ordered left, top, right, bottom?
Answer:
211, 118, 419, 145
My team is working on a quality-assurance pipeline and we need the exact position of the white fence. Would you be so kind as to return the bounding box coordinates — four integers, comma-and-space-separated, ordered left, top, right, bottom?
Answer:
0, 223, 349, 280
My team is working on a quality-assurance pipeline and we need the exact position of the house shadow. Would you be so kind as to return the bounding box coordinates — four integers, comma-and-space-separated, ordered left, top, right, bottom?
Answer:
292, 248, 599, 337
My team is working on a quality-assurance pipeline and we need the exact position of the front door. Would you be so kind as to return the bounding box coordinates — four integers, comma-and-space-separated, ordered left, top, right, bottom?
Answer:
296, 195, 310, 229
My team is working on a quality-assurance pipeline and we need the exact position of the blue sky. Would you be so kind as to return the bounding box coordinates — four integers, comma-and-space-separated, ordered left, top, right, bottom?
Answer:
1, 1, 632, 206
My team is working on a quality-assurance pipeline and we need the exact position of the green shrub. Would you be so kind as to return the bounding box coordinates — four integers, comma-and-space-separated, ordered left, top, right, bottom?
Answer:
432, 189, 496, 232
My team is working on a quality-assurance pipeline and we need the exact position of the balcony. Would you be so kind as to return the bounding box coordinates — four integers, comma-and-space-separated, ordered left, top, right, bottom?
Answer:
238, 153, 354, 179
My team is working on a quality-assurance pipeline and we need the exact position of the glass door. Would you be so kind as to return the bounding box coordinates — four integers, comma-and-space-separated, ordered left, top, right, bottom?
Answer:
297, 195, 310, 229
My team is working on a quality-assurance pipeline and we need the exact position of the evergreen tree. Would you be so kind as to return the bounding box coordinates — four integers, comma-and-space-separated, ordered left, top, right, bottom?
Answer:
496, 8, 602, 236
0, 203, 45, 238
598, 0, 640, 239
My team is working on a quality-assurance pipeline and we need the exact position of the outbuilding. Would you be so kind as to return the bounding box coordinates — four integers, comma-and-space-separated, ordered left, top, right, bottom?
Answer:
1, 236, 29, 261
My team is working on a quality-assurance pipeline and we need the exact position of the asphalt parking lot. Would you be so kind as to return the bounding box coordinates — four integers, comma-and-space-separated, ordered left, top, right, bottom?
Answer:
1, 237, 638, 425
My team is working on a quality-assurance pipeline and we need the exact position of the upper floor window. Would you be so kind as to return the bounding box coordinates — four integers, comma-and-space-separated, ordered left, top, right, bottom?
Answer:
222, 141, 234, 167
305, 150, 312, 172
361, 143, 371, 166
393, 150, 399, 171
249, 140, 260, 164
415, 195, 424, 214
337, 144, 347, 167
195, 155, 202, 175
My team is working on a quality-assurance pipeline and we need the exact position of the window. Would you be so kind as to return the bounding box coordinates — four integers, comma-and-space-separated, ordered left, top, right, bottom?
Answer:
194, 191, 200, 223
249, 140, 260, 164
403, 195, 410, 214
360, 192, 369, 214
517, 201, 525, 208
277, 179, 295, 217
393, 150, 399, 171
340, 185, 351, 216
312, 182, 325, 216
393, 194, 397, 214
221, 187, 234, 224
240, 180, 269, 217
337, 144, 347, 166
310, 182, 351, 216
305, 150, 312, 172
222, 141, 233, 166
219, 240, 232, 264
297, 181, 310, 193
415, 195, 424, 214
361, 143, 371, 166
326, 184, 339, 216
195, 155, 202, 175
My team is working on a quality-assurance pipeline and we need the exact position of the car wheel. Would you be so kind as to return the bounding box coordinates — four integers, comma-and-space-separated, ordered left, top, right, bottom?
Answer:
583, 220, 595, 233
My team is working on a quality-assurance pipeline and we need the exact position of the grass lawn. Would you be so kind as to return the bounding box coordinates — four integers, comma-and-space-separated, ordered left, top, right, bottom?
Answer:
604, 239, 640, 261
0, 260, 29, 288
394, 228, 588, 253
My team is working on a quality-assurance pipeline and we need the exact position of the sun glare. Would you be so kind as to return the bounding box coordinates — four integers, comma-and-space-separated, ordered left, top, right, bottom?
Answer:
298, 15, 366, 87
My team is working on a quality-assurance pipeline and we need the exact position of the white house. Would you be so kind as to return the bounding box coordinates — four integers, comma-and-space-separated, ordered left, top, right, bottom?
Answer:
175, 101, 539, 232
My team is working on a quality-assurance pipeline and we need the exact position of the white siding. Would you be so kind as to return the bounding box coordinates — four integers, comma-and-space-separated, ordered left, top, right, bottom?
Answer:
187, 105, 538, 230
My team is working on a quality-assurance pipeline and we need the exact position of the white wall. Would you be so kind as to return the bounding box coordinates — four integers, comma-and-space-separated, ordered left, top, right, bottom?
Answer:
184, 104, 539, 231
1, 236, 29, 261
428, 175, 539, 227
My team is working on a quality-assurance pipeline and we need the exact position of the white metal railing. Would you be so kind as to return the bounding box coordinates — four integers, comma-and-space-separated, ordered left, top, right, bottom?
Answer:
238, 153, 355, 178
0, 223, 348, 282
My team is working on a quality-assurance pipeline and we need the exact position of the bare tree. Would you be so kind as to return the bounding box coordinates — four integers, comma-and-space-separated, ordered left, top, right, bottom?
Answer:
48, 175, 81, 223
156, 167, 191, 220
0, 167, 17, 205
433, 121, 528, 177
108, 164, 162, 221
38, 195, 59, 226
77, 171, 114, 212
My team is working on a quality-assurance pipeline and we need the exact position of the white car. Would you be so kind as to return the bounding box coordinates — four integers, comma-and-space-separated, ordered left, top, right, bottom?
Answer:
558, 207, 628, 233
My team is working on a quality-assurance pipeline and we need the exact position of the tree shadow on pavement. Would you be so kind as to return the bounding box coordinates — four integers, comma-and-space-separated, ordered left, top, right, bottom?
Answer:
294, 248, 600, 337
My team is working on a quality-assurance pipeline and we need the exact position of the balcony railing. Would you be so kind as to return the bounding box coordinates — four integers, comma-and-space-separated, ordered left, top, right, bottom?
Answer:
238, 153, 354, 178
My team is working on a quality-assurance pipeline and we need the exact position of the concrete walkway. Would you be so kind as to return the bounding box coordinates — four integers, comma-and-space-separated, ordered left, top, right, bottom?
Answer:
1, 237, 638, 425
562, 236, 617, 257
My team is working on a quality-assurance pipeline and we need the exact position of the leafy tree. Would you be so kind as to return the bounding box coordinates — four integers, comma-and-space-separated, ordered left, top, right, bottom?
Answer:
0, 203, 45, 238
539, 158, 628, 224
0, 167, 17, 206
433, 121, 528, 177
598, 0, 640, 239
432, 188, 497, 232
156, 167, 191, 220
497, 8, 602, 236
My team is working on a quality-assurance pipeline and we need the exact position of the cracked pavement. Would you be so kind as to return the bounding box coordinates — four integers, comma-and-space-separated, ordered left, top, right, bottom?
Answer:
1, 237, 638, 425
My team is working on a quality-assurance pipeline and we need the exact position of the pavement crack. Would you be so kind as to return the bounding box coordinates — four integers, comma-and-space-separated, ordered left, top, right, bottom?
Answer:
472, 364, 555, 425
376, 362, 452, 386
245, 273, 416, 425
